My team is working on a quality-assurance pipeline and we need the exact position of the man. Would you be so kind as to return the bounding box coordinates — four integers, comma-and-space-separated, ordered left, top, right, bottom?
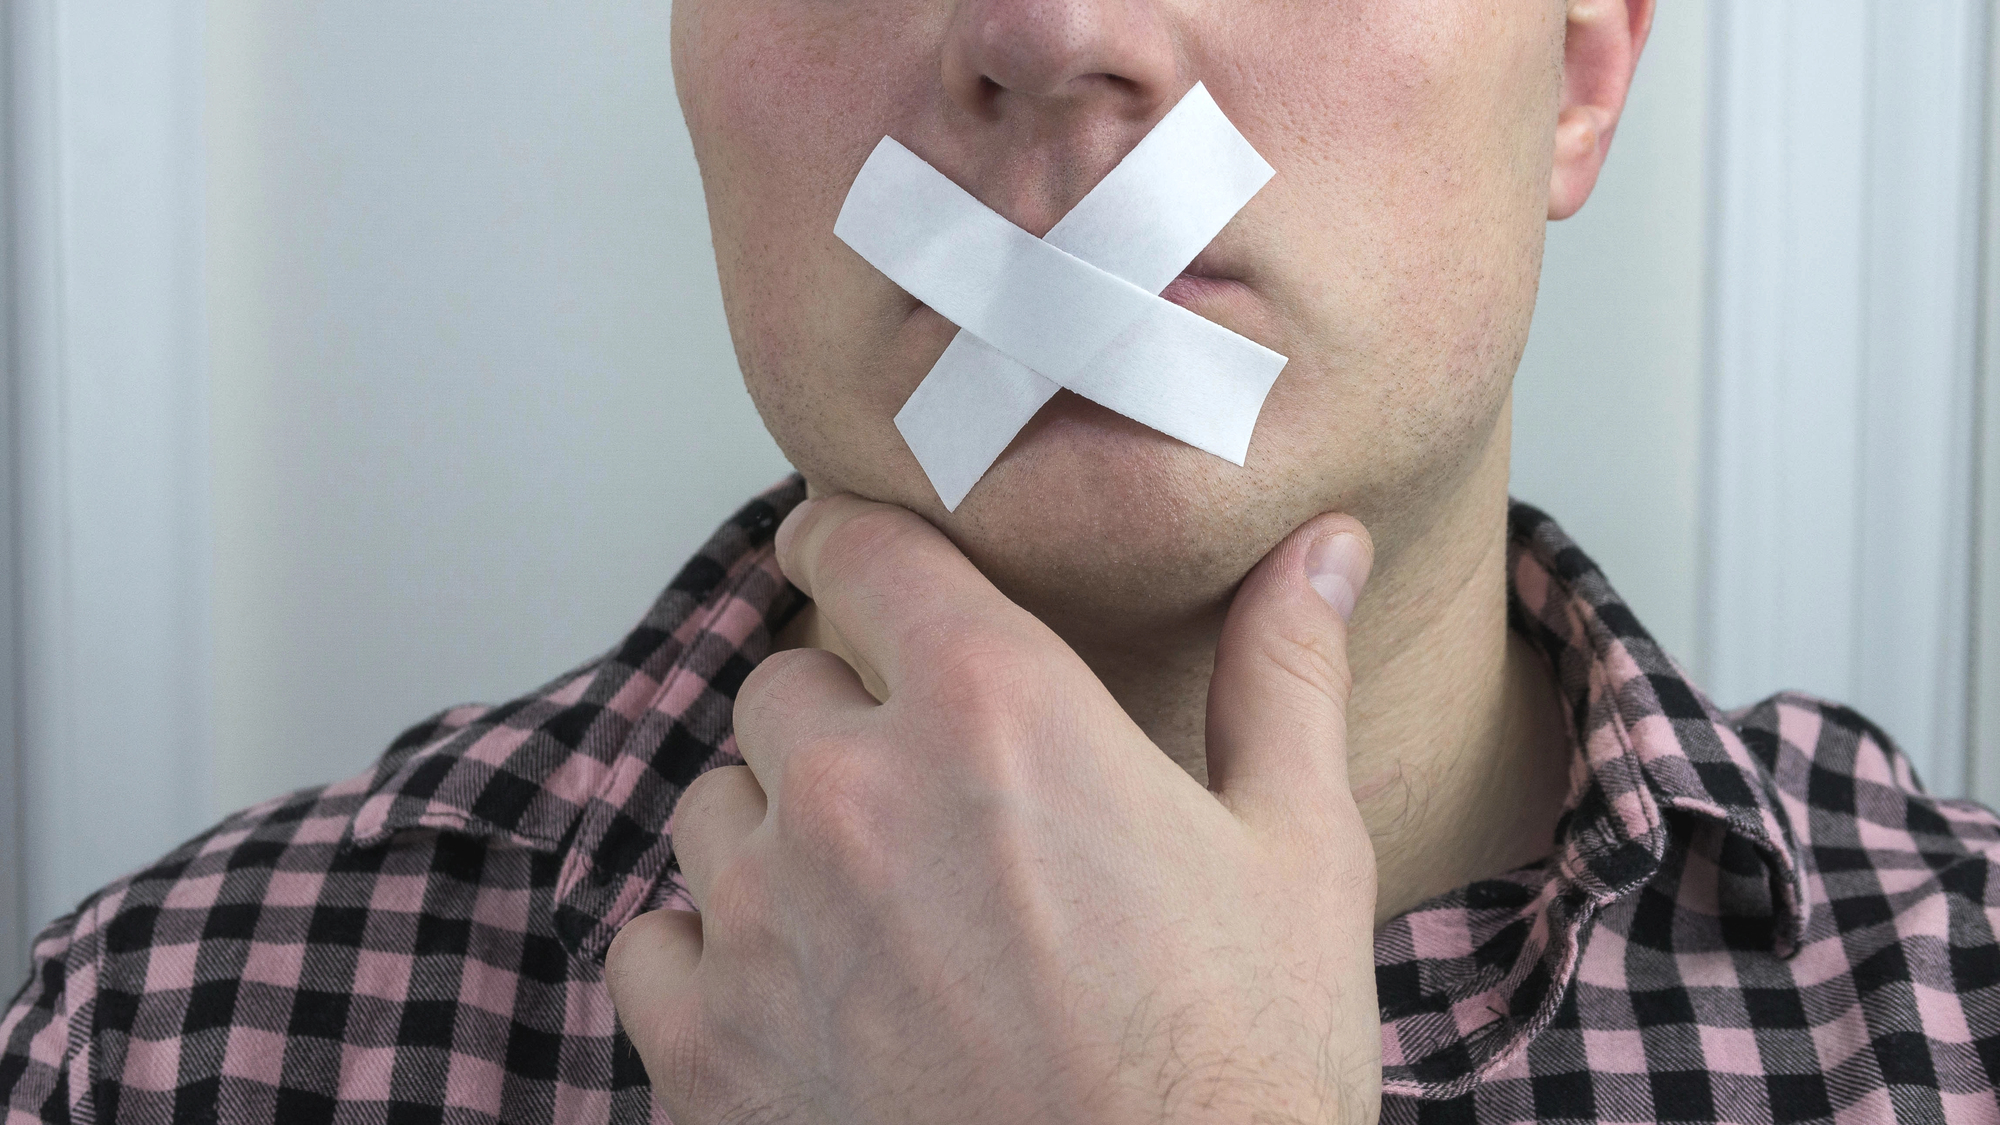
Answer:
7, 0, 1998, 1121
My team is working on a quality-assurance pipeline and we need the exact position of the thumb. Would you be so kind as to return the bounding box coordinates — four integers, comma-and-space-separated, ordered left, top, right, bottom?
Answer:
1204, 513, 1373, 828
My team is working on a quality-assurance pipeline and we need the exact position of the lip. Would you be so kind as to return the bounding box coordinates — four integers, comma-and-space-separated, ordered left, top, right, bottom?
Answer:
1158, 271, 1251, 311
1160, 243, 1251, 304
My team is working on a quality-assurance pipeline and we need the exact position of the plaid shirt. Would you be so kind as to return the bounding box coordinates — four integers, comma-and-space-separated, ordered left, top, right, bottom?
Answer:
6, 476, 1999, 1124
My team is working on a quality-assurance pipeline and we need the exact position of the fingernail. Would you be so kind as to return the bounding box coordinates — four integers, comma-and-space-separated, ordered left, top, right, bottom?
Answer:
1304, 532, 1367, 622
775, 497, 818, 558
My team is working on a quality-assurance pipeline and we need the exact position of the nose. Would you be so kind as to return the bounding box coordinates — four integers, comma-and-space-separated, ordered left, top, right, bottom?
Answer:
942, 0, 1178, 119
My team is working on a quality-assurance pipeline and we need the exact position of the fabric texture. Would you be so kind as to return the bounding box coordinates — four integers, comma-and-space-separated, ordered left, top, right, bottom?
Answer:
4, 475, 1998, 1124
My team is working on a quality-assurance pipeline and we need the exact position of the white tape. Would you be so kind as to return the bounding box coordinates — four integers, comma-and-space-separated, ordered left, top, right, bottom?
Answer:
834, 84, 1285, 510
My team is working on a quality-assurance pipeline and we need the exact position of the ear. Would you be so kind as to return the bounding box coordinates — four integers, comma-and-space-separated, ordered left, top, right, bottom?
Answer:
1549, 0, 1656, 220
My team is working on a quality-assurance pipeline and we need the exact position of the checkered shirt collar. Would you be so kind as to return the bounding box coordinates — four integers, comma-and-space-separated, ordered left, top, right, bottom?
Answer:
336, 480, 1809, 989
1368, 503, 1813, 1099
1506, 500, 1810, 953
340, 476, 809, 963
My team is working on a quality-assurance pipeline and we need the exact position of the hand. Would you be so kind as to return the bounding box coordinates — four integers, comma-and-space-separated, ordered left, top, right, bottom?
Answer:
605, 494, 1381, 1125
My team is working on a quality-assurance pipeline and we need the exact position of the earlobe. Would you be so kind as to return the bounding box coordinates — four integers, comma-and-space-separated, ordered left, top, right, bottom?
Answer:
1548, 104, 1612, 220
1546, 0, 1654, 221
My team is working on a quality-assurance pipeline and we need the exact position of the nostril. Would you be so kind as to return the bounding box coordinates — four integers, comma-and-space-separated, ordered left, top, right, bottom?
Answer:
1082, 72, 1141, 98
941, 0, 1177, 114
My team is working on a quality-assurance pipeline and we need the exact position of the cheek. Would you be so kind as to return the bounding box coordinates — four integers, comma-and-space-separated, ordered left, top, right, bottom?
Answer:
679, 6, 883, 344
675, 1, 949, 493
1220, 0, 1558, 460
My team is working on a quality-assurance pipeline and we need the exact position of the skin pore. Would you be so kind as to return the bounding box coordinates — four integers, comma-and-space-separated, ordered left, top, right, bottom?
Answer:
677, 0, 1650, 925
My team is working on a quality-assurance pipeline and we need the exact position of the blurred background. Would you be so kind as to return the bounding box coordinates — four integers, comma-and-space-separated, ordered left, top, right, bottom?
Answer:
4, 1, 1996, 978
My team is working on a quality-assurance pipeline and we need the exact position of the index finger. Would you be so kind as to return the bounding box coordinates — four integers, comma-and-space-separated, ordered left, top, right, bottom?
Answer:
773, 494, 1048, 695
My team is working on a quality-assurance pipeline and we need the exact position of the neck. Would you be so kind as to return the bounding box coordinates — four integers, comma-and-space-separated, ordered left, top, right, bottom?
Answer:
1071, 427, 1569, 922
783, 416, 1573, 926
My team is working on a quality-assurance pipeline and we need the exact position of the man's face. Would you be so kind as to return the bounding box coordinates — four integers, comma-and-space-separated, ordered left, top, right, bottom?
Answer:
672, 0, 1564, 631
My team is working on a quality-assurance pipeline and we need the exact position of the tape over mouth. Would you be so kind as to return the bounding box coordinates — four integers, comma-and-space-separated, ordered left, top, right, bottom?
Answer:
835, 82, 1287, 511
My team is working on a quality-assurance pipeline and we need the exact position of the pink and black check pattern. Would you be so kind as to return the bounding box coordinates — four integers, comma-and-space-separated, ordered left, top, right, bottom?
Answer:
5, 478, 1999, 1123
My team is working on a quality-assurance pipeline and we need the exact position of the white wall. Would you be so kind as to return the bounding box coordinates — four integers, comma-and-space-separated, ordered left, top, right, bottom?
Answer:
9, 0, 211, 949
200, 2, 1719, 813
1974, 8, 2000, 811
1512, 0, 1709, 673
205, 2, 792, 811
1703, 0, 1986, 795
2, 0, 21, 981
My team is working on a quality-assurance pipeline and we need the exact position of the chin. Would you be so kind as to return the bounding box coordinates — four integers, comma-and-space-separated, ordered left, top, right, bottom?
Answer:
926, 392, 1300, 632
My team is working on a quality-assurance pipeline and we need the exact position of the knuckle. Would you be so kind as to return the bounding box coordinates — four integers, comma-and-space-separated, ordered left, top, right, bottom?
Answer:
678, 762, 746, 812
654, 1008, 727, 1115
735, 647, 794, 704
773, 742, 893, 888
604, 932, 705, 1091
734, 648, 820, 727
698, 852, 774, 951
778, 735, 874, 815
1258, 623, 1353, 711
812, 505, 924, 592
602, 919, 654, 997
928, 637, 1042, 719
911, 636, 1055, 795
657, 1014, 704, 1090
